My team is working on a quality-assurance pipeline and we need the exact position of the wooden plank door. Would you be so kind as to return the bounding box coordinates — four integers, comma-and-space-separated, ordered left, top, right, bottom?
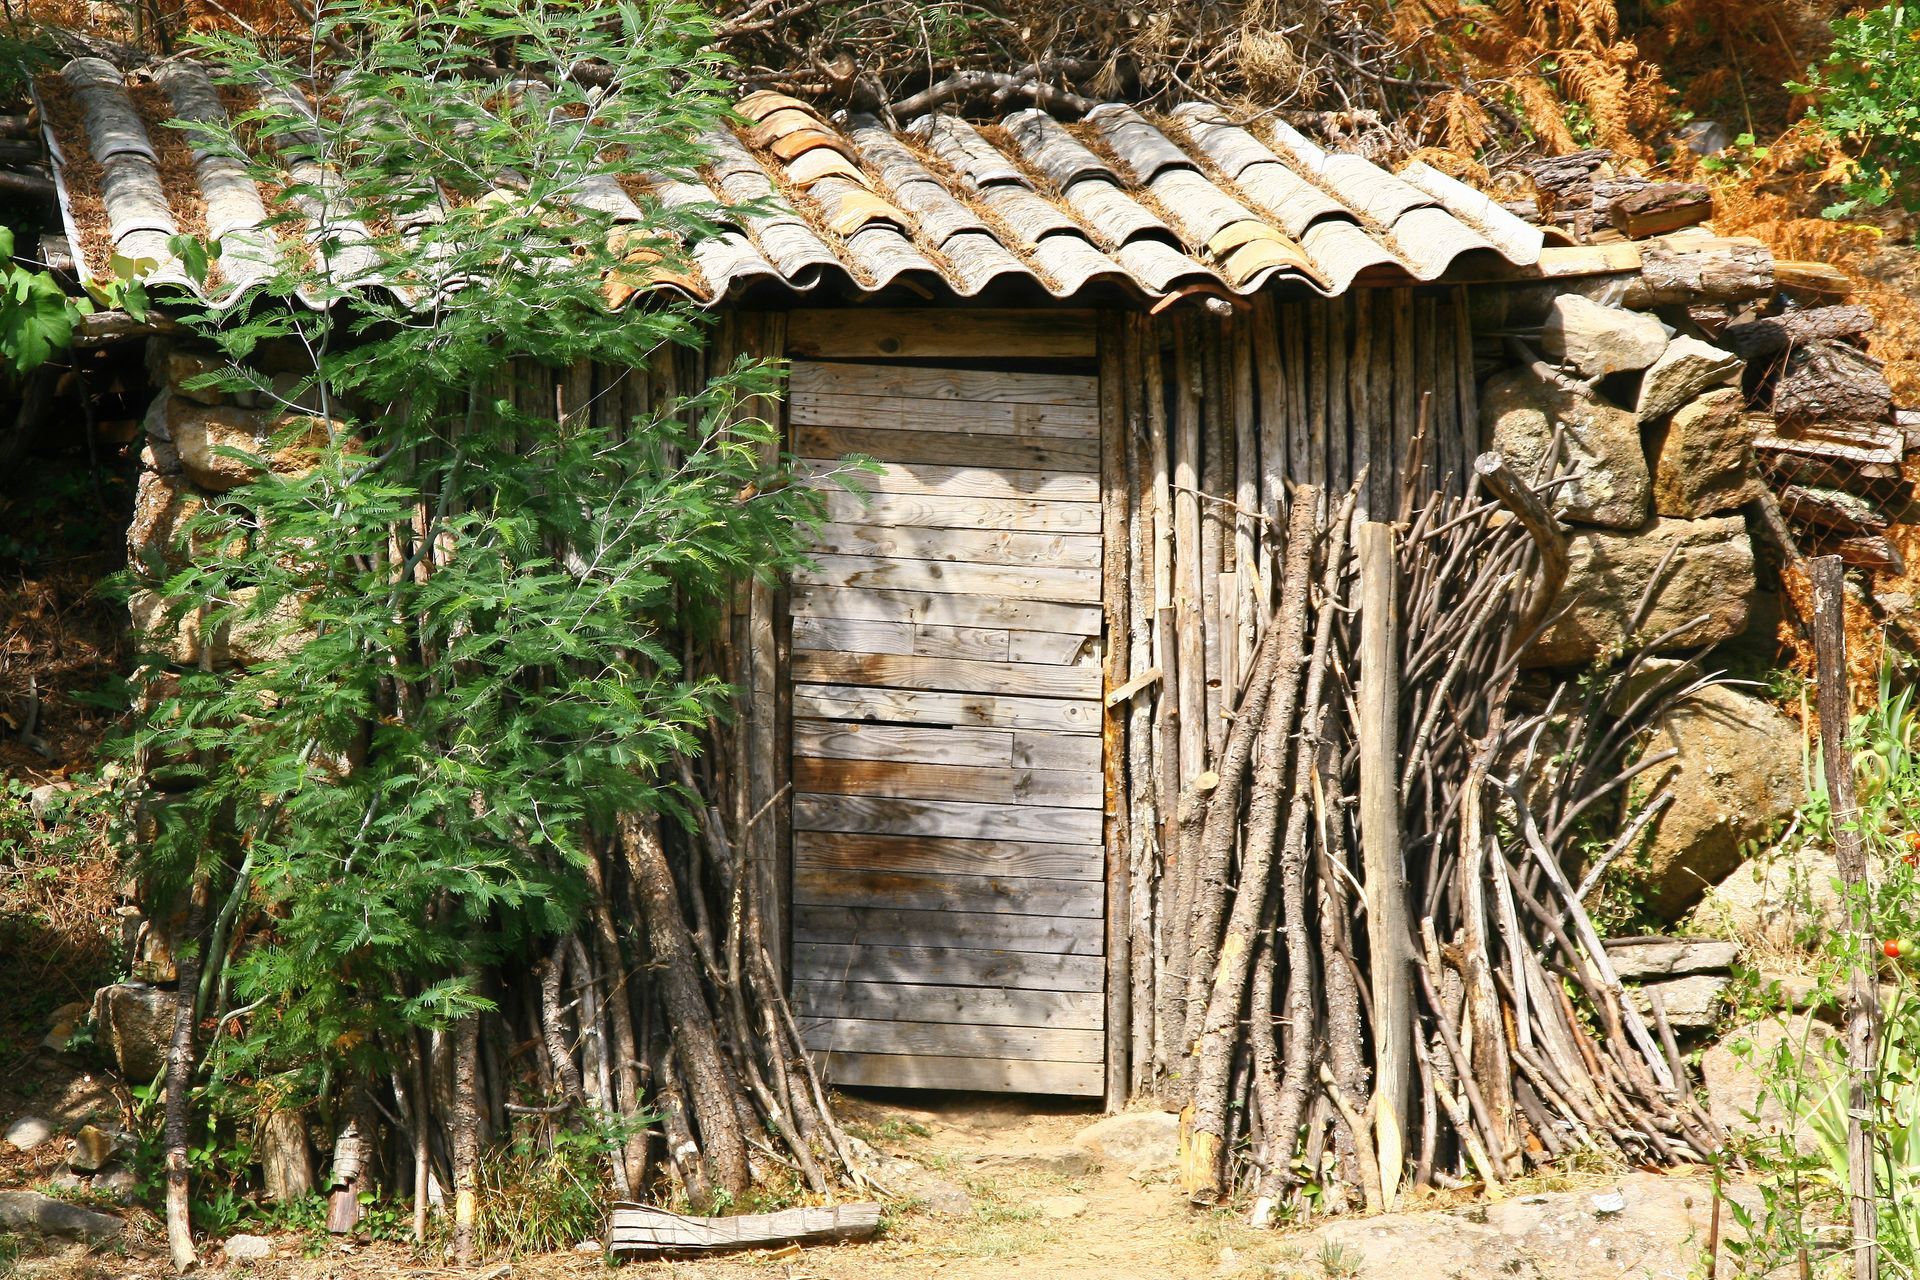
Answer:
786, 358, 1107, 1097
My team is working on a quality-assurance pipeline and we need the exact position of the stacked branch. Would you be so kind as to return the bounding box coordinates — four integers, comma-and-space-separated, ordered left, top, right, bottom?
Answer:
1164, 460, 1726, 1216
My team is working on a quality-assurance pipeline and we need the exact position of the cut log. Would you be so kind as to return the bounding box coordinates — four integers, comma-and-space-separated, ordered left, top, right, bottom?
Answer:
1620, 237, 1774, 309
1835, 535, 1903, 572
1778, 485, 1890, 535
1773, 339, 1894, 425
1775, 260, 1853, 296
1754, 419, 1904, 469
1607, 182, 1712, 239
1723, 306, 1875, 362
608, 1202, 883, 1257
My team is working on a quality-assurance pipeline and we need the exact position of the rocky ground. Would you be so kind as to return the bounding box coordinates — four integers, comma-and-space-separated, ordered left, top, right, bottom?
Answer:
0, 1068, 1759, 1280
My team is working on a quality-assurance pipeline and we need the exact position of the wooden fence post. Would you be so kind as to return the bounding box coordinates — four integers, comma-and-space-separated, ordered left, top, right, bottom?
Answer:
1811, 554, 1880, 1280
1358, 521, 1411, 1208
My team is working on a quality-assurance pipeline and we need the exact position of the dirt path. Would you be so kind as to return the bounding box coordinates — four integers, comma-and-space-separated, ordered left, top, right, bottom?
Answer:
5, 1088, 1732, 1280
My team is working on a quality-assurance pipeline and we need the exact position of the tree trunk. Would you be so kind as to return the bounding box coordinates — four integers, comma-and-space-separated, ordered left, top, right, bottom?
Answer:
452, 1012, 480, 1267
1811, 555, 1880, 1280
163, 882, 208, 1274
624, 813, 752, 1204
260, 1108, 313, 1203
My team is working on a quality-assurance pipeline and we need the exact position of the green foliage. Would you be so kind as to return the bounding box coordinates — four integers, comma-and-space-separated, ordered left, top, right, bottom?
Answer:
1720, 662, 1920, 1274
0, 29, 57, 101
130, 0, 823, 1101
1793, 1, 1920, 217
478, 1115, 646, 1255
0, 225, 151, 376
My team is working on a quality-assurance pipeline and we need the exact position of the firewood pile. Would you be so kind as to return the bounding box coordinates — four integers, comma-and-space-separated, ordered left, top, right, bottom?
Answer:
1167, 462, 1727, 1215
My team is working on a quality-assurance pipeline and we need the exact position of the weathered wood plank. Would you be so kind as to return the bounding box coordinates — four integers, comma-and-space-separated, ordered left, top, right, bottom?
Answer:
816, 487, 1103, 533
788, 360, 1098, 408
1006, 630, 1094, 665
800, 458, 1099, 503
608, 1203, 882, 1257
792, 585, 1104, 635
793, 903, 1103, 954
792, 865, 1104, 916
792, 719, 1013, 767
792, 554, 1100, 604
793, 755, 1102, 808
813, 1049, 1104, 1096
793, 828, 1103, 882
792, 941, 1104, 990
793, 792, 1103, 843
791, 616, 1013, 661
806, 520, 1102, 570
793, 979, 1104, 1029
797, 424, 1101, 472
785, 309, 1097, 359
1012, 728, 1103, 770
800, 1016, 1104, 1063
790, 650, 1103, 699
791, 683, 1101, 734
791, 393, 1098, 439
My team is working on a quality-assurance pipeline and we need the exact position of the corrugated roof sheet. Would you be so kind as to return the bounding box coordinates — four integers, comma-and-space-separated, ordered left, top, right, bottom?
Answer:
38, 58, 1546, 309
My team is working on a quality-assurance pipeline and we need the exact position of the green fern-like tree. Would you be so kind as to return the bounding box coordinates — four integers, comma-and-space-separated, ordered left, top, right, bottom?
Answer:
129, 1, 820, 1264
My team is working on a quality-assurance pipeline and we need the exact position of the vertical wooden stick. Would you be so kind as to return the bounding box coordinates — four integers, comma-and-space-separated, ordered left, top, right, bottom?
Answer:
1358, 521, 1412, 1209
1811, 554, 1881, 1280
1099, 313, 1133, 1112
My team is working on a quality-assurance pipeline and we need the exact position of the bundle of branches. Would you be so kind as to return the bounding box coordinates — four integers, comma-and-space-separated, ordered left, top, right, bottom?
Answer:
1165, 459, 1726, 1217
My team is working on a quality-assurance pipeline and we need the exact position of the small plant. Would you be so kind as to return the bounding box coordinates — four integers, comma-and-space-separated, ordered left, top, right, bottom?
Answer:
476, 1116, 645, 1257
1792, 1, 1920, 217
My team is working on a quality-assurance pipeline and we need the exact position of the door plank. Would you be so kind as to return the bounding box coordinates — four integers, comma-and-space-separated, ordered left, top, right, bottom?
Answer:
813, 1049, 1104, 1096
807, 521, 1102, 570
793, 756, 1102, 808
792, 865, 1103, 917
791, 651, 1102, 700
1006, 631, 1095, 666
793, 792, 1101, 843
793, 979, 1104, 1030
793, 830, 1103, 881
785, 309, 1096, 360
800, 1016, 1103, 1064
791, 393, 1098, 438
792, 554, 1100, 604
791, 586, 1103, 635
791, 617, 1012, 662
816, 488, 1103, 534
801, 459, 1099, 503
792, 904, 1103, 955
788, 361, 1098, 408
791, 941, 1104, 990
791, 720, 1014, 768
791, 683, 1101, 735
797, 425, 1100, 473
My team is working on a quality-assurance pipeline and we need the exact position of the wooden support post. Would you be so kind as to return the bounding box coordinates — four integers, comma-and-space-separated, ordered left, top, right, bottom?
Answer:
1811, 555, 1881, 1280
1357, 522, 1411, 1209
1099, 314, 1133, 1112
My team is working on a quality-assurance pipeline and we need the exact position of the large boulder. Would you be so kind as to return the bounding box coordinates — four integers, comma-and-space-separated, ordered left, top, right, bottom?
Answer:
1637, 336, 1741, 422
1634, 681, 1805, 921
1070, 1110, 1179, 1176
0, 1191, 125, 1243
92, 982, 177, 1082
1686, 846, 1852, 953
162, 394, 333, 493
1482, 367, 1651, 528
1700, 1014, 1842, 1154
1647, 387, 1757, 517
1524, 516, 1756, 668
126, 468, 209, 573
1538, 295, 1668, 378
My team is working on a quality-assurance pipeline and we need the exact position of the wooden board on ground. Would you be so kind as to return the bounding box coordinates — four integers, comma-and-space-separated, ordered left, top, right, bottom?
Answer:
608, 1203, 882, 1257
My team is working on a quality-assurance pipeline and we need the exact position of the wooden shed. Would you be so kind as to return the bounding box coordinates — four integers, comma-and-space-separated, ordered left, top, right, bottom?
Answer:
41, 64, 1780, 1107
